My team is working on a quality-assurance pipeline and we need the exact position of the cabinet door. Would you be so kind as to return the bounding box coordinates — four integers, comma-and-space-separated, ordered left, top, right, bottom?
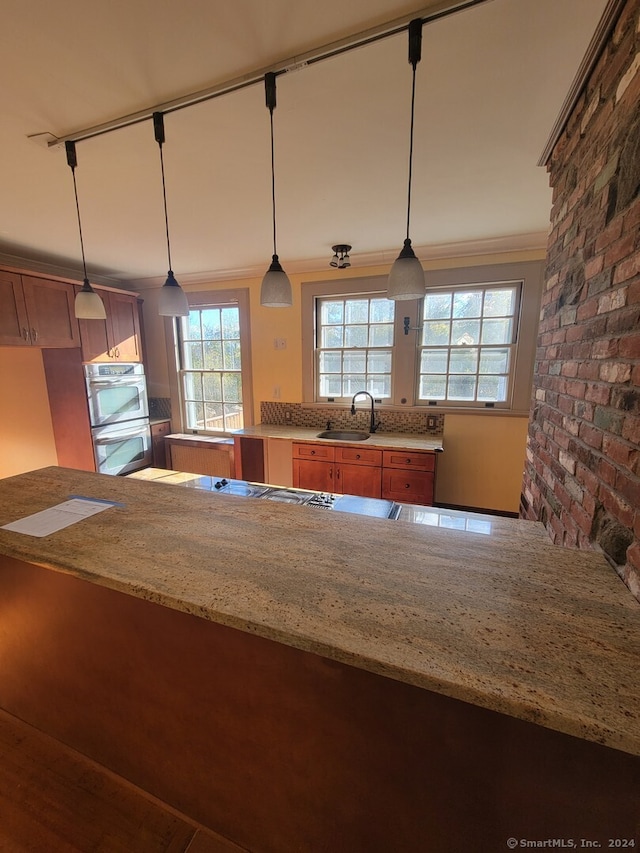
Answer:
78, 301, 112, 362
151, 421, 172, 469
338, 463, 382, 498
293, 459, 334, 492
21, 276, 80, 348
109, 292, 142, 361
0, 270, 29, 345
382, 469, 434, 505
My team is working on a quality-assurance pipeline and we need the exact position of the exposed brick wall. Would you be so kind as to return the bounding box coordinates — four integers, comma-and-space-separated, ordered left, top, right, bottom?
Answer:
521, 0, 640, 601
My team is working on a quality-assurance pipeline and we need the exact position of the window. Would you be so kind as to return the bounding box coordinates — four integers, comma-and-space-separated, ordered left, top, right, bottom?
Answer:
317, 296, 394, 401
302, 261, 543, 413
418, 284, 519, 405
171, 289, 253, 433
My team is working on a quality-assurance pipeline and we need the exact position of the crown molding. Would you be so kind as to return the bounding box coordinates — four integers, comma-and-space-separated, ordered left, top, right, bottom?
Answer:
538, 0, 627, 167
127, 232, 548, 291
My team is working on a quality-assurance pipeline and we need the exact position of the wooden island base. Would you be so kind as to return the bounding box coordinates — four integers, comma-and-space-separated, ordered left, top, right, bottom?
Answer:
1, 556, 638, 853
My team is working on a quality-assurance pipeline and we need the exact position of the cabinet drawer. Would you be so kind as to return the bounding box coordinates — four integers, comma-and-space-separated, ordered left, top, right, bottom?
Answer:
292, 442, 335, 462
335, 446, 382, 466
151, 420, 172, 438
382, 450, 435, 472
382, 469, 434, 505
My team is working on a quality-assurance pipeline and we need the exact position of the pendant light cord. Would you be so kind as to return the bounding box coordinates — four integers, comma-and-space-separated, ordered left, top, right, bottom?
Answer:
269, 106, 277, 257
158, 142, 173, 272
69, 164, 89, 282
406, 62, 417, 241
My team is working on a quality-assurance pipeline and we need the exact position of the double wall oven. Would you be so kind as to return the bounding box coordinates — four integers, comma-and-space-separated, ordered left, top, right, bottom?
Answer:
84, 363, 152, 475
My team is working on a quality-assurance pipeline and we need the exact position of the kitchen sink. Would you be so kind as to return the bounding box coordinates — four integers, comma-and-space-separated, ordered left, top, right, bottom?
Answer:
316, 430, 370, 441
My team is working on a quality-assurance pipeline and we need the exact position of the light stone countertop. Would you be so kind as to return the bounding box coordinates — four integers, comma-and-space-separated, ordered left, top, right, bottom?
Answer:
0, 466, 638, 756
231, 424, 444, 452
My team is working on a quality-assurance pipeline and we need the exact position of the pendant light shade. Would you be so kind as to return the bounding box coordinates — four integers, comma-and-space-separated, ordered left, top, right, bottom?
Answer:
158, 270, 189, 316
260, 72, 292, 308
387, 238, 425, 300
65, 141, 106, 320
387, 19, 425, 301
153, 112, 189, 317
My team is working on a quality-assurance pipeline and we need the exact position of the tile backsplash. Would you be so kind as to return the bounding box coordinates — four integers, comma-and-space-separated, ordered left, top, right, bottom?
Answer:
149, 397, 172, 419
261, 402, 444, 436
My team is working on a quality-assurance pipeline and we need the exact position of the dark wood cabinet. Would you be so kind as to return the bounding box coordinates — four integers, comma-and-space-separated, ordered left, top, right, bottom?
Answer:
293, 442, 436, 504
78, 290, 142, 363
151, 421, 172, 469
0, 271, 79, 348
381, 450, 435, 505
293, 443, 382, 498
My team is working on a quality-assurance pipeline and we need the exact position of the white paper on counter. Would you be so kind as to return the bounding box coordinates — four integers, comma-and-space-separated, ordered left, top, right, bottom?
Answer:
1, 496, 122, 538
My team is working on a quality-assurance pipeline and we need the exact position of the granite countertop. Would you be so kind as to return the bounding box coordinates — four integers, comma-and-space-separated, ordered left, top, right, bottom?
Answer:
0, 466, 638, 756
232, 424, 444, 452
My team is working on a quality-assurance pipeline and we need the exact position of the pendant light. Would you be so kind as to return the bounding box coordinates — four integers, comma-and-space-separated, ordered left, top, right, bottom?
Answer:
153, 111, 189, 317
387, 18, 426, 301
65, 141, 106, 320
260, 72, 292, 308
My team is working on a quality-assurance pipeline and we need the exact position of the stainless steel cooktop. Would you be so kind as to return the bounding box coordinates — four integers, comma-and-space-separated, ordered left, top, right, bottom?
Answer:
212, 479, 400, 519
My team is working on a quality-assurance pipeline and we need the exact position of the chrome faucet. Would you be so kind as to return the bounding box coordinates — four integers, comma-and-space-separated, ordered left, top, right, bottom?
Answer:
350, 391, 381, 434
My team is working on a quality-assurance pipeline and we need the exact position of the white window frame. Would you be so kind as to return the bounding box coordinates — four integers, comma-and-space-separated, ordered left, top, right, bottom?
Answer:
166, 287, 254, 435
302, 261, 543, 414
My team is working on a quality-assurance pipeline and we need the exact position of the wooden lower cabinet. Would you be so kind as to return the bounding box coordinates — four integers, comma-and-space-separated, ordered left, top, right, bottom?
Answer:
382, 449, 435, 505
150, 420, 171, 469
293, 445, 383, 497
2, 557, 638, 853
293, 442, 436, 504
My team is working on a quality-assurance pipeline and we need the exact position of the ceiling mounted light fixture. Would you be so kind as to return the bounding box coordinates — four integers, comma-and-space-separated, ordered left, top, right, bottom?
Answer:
260, 72, 292, 308
65, 141, 106, 320
330, 244, 351, 269
387, 18, 426, 301
153, 111, 189, 317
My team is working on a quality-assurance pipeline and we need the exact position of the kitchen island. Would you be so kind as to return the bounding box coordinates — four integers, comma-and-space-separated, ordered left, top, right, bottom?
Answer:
0, 466, 638, 851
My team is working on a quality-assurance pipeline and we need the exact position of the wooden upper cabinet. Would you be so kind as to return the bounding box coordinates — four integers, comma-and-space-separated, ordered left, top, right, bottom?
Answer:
0, 270, 29, 345
79, 290, 142, 362
0, 272, 79, 348
21, 276, 80, 347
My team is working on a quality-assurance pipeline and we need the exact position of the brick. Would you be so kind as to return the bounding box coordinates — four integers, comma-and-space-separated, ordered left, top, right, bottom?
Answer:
613, 472, 640, 518
622, 414, 640, 445
599, 486, 635, 528
615, 51, 640, 103
597, 457, 618, 487
585, 253, 604, 279
591, 338, 619, 358
619, 334, 640, 359
579, 422, 603, 450
594, 406, 624, 434
599, 362, 632, 383
597, 287, 627, 313
602, 434, 636, 466
604, 233, 637, 267
595, 216, 624, 252
585, 383, 611, 405
614, 249, 640, 284
606, 305, 640, 334
593, 150, 621, 194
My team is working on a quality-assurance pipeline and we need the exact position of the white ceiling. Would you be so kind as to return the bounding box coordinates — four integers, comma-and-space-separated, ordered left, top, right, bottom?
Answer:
0, 0, 608, 286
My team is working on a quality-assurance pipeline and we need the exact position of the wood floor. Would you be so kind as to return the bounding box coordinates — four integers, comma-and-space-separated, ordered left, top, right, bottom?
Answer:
0, 708, 247, 853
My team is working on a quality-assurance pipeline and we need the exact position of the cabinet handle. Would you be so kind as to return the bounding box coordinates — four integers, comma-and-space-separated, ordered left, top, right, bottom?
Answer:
115, 347, 120, 358
329, 467, 333, 479
405, 483, 411, 489
310, 450, 315, 455
31, 328, 38, 342
356, 454, 361, 460
336, 468, 340, 480
22, 327, 30, 341
406, 458, 411, 464
108, 349, 114, 358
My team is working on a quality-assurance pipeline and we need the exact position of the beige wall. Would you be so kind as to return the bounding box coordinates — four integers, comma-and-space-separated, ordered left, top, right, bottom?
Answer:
0, 348, 57, 479
137, 249, 543, 513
